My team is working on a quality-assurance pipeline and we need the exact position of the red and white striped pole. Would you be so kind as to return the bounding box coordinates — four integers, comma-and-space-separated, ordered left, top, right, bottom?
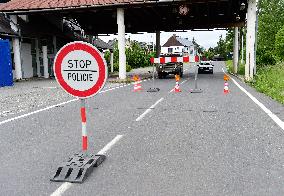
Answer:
80, 99, 88, 153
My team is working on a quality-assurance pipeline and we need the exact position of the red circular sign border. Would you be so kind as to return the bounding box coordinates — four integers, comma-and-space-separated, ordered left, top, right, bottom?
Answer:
54, 41, 107, 98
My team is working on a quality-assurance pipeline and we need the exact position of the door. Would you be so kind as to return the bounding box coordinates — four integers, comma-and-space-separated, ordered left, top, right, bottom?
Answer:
0, 39, 13, 87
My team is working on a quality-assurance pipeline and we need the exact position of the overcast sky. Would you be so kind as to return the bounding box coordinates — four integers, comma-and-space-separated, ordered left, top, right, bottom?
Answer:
99, 30, 227, 49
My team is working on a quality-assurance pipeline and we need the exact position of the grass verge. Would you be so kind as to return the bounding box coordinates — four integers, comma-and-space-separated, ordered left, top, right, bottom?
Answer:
225, 60, 245, 75
250, 63, 284, 104
226, 60, 284, 104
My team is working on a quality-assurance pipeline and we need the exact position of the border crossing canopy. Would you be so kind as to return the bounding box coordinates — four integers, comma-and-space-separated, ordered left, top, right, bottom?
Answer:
0, 0, 248, 34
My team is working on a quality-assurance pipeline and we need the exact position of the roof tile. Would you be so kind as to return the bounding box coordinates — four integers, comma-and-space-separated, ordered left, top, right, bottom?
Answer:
0, 0, 143, 12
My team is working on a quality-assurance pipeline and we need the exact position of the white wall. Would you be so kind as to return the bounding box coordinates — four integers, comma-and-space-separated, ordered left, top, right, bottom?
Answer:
21, 43, 33, 78
161, 46, 184, 54
161, 46, 197, 56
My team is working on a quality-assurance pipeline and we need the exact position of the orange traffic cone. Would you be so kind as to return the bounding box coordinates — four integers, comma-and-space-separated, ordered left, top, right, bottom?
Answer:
136, 81, 142, 91
174, 75, 181, 93
133, 75, 142, 92
224, 74, 230, 81
224, 82, 229, 94
174, 82, 181, 92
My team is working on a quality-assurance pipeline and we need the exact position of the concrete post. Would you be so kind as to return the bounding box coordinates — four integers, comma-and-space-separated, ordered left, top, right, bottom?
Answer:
117, 8, 126, 79
35, 39, 41, 77
233, 27, 239, 74
42, 46, 49, 78
10, 15, 22, 80
110, 51, 114, 73
246, 0, 257, 80
12, 38, 22, 80
156, 31, 161, 58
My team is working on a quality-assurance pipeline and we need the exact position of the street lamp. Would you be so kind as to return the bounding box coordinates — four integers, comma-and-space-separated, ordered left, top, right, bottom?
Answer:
240, 2, 246, 10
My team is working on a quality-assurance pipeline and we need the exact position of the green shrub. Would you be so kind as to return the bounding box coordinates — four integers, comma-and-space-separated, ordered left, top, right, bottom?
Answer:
226, 60, 245, 76
126, 63, 132, 72
226, 60, 233, 73
275, 25, 284, 62
250, 63, 284, 104
112, 62, 132, 72
113, 62, 119, 72
238, 63, 245, 75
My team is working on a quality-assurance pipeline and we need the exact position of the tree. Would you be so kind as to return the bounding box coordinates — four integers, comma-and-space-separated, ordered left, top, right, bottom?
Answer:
215, 35, 227, 59
275, 25, 284, 62
257, 0, 284, 65
105, 39, 154, 72
204, 47, 215, 60
224, 28, 234, 53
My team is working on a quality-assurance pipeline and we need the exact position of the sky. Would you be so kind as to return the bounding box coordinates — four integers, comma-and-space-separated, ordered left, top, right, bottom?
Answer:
99, 30, 227, 50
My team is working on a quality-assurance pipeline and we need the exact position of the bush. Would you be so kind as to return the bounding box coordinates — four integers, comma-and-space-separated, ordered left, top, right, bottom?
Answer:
226, 60, 245, 75
256, 49, 277, 66
275, 26, 284, 62
104, 50, 111, 65
126, 64, 132, 72
111, 40, 153, 70
226, 60, 233, 73
112, 62, 132, 72
250, 63, 284, 104
113, 62, 119, 72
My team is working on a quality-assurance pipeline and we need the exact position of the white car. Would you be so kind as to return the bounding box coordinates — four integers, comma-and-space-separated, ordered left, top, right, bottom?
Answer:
198, 61, 214, 74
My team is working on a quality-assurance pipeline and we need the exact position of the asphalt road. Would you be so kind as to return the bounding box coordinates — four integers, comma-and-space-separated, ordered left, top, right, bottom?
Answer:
0, 62, 283, 196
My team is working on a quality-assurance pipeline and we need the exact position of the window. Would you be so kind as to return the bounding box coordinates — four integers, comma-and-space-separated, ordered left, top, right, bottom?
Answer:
168, 48, 173, 53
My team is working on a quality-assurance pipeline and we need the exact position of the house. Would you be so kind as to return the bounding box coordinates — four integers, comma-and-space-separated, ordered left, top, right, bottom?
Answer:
161, 34, 198, 56
93, 37, 113, 52
107, 38, 131, 49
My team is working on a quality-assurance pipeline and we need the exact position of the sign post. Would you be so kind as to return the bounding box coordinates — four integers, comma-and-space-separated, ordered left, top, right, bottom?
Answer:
51, 41, 107, 183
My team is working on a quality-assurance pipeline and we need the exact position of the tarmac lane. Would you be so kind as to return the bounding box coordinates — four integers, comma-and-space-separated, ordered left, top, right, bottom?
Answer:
0, 71, 182, 196
0, 62, 283, 196
62, 62, 284, 196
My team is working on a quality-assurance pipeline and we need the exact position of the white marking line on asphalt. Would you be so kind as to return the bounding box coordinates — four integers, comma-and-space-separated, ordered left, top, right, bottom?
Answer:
50, 135, 123, 196
169, 79, 187, 93
97, 134, 123, 154
222, 68, 284, 130
0, 79, 154, 126
50, 183, 72, 196
136, 98, 164, 121
0, 99, 78, 126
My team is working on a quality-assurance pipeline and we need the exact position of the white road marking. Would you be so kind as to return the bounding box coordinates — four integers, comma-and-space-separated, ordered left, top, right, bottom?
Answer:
222, 68, 284, 130
97, 134, 123, 154
50, 135, 123, 196
50, 183, 72, 196
180, 80, 187, 85
169, 79, 187, 93
43, 87, 57, 89
0, 99, 78, 126
0, 79, 152, 126
136, 98, 164, 121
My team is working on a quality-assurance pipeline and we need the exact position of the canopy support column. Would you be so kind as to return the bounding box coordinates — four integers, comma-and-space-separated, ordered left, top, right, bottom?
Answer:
117, 8, 126, 79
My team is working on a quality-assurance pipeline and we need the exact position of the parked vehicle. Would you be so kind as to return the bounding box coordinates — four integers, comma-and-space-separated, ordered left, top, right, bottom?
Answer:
156, 54, 183, 79
198, 61, 214, 74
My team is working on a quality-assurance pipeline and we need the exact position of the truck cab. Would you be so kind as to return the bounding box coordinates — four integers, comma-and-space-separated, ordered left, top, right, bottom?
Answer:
156, 53, 183, 79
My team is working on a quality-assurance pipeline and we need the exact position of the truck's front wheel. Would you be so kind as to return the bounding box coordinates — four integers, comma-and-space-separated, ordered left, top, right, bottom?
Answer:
158, 72, 164, 79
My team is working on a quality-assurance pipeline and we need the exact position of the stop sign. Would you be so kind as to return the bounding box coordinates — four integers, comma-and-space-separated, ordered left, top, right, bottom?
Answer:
54, 41, 107, 98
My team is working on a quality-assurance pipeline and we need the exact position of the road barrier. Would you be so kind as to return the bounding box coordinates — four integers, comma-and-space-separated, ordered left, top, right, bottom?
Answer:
150, 56, 200, 64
